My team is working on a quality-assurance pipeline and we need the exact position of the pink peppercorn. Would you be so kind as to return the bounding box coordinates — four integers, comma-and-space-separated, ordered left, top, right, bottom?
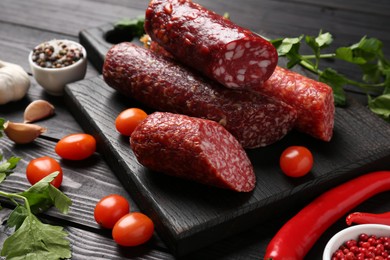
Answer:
332, 234, 390, 259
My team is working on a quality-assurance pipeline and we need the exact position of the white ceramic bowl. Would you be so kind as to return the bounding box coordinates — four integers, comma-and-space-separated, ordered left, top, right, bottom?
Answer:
29, 39, 87, 96
323, 224, 390, 259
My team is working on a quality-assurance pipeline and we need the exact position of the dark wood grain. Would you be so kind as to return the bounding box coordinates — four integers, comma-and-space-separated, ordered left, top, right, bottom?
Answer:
0, 131, 135, 230
0, 0, 147, 37
0, 208, 173, 260
0, 0, 390, 259
64, 76, 390, 256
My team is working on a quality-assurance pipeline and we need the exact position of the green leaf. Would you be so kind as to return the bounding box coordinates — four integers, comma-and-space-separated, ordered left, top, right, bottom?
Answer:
270, 31, 390, 116
286, 52, 303, 68
47, 185, 72, 214
335, 47, 367, 64
1, 214, 71, 260
382, 69, 390, 94
304, 32, 332, 70
357, 37, 383, 56
315, 32, 333, 48
7, 206, 28, 231
114, 16, 145, 38
271, 36, 303, 56
0, 157, 21, 183
0, 173, 6, 183
368, 94, 390, 122
341, 37, 382, 65
0, 118, 4, 138
360, 62, 382, 84
305, 35, 319, 53
19, 172, 72, 214
319, 68, 348, 106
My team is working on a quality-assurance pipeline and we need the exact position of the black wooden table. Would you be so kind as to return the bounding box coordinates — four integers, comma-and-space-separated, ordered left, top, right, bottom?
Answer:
0, 1, 389, 259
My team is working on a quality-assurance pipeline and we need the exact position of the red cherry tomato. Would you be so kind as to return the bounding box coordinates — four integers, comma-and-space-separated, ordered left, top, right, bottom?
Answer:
94, 194, 130, 229
26, 156, 63, 188
55, 133, 96, 160
112, 212, 154, 247
115, 108, 148, 136
280, 146, 313, 178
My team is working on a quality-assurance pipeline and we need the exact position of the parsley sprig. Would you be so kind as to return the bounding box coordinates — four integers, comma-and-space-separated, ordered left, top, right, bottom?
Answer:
114, 16, 145, 38
271, 31, 390, 122
0, 118, 72, 259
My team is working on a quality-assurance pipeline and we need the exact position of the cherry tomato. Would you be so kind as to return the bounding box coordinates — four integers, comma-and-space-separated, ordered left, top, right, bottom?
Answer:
55, 133, 96, 160
279, 146, 314, 178
26, 156, 63, 188
115, 108, 148, 136
94, 194, 130, 229
112, 212, 154, 247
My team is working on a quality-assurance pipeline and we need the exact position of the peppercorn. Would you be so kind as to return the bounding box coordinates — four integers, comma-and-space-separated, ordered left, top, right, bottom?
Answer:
31, 40, 84, 69
332, 234, 390, 259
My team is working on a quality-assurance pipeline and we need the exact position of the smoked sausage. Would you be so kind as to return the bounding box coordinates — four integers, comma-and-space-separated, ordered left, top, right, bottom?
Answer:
103, 43, 297, 148
130, 112, 256, 192
144, 0, 278, 90
260, 66, 335, 141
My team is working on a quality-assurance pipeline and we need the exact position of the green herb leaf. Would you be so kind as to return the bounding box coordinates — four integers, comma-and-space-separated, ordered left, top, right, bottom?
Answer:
335, 47, 367, 65
7, 205, 28, 231
270, 31, 390, 123
0, 157, 21, 183
383, 69, 390, 94
356, 37, 383, 60
315, 32, 333, 48
368, 94, 390, 122
319, 68, 348, 106
1, 214, 71, 259
271, 36, 303, 57
0, 118, 5, 138
114, 16, 145, 38
19, 172, 72, 214
305, 35, 320, 52
47, 184, 72, 214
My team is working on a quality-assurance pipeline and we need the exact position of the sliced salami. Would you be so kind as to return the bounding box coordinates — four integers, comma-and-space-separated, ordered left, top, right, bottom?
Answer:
130, 112, 256, 192
144, 0, 278, 90
103, 43, 297, 148
259, 66, 335, 141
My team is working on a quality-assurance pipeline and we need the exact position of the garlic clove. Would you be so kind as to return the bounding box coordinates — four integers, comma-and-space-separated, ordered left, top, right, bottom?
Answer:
4, 121, 46, 144
24, 100, 55, 123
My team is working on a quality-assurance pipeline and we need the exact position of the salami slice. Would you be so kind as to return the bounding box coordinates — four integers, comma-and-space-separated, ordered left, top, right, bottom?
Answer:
259, 66, 335, 141
130, 112, 256, 192
103, 43, 297, 148
144, 0, 278, 90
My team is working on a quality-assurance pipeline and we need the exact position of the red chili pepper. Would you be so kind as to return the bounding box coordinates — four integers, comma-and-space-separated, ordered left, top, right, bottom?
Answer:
346, 211, 390, 226
264, 170, 390, 260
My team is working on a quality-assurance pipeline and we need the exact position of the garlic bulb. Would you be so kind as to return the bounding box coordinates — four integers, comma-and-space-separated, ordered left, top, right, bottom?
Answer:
0, 60, 30, 105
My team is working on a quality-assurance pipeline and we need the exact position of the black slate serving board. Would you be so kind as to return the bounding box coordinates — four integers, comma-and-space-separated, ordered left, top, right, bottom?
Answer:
63, 24, 390, 256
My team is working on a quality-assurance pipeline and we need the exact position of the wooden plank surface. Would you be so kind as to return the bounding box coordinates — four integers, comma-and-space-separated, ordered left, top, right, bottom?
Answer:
64, 75, 390, 256
0, 0, 389, 259
0, 208, 173, 260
